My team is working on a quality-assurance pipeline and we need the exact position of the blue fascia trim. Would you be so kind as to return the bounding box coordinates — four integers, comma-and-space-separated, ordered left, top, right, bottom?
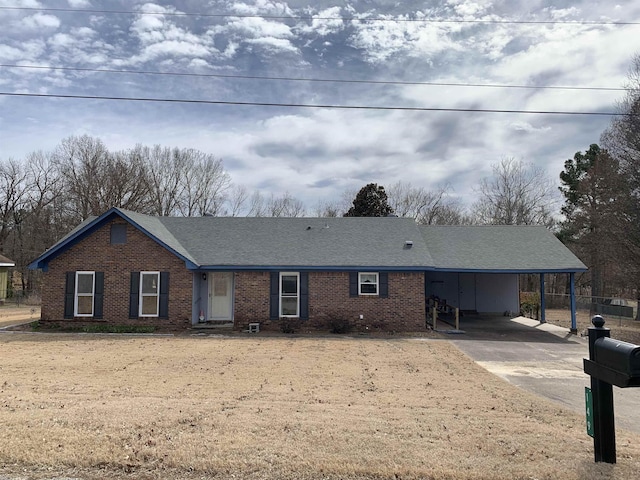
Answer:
430, 267, 587, 274
28, 208, 123, 270
192, 265, 430, 272
28, 208, 195, 270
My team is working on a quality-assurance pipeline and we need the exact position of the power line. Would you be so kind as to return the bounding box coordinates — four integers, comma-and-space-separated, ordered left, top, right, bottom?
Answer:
0, 91, 631, 116
0, 64, 626, 92
0, 6, 637, 25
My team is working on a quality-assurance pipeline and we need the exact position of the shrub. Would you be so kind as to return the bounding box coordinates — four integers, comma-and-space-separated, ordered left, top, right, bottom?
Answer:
520, 292, 541, 320
327, 317, 353, 334
81, 325, 156, 334
280, 318, 301, 334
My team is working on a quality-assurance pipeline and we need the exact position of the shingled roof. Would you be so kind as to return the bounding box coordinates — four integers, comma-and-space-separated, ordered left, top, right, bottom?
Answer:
29, 207, 586, 273
420, 225, 587, 273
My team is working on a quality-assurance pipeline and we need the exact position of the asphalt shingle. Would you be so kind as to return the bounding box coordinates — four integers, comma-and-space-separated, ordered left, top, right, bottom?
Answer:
419, 225, 586, 272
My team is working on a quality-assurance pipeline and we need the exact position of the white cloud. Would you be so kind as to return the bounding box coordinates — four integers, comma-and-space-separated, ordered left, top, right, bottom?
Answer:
229, 1, 294, 17
349, 15, 463, 63
126, 7, 217, 64
217, 16, 294, 39
208, 15, 298, 56
0, 44, 25, 61
0, 39, 45, 62
67, 0, 90, 7
296, 7, 344, 37
0, 0, 41, 7
20, 13, 60, 29
245, 36, 298, 53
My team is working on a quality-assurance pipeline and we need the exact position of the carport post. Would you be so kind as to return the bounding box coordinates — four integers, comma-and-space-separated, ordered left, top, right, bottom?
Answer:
570, 272, 577, 334
539, 274, 546, 323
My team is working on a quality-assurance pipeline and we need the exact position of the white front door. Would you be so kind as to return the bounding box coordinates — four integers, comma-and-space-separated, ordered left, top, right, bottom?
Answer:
459, 273, 477, 311
209, 272, 233, 320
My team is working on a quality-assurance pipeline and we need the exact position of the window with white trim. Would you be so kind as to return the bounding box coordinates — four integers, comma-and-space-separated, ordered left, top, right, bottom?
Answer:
75, 271, 95, 316
280, 272, 299, 317
358, 272, 379, 295
140, 271, 160, 317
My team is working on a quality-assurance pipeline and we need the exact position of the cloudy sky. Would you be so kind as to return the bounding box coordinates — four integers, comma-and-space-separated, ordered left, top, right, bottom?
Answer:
1, 0, 639, 211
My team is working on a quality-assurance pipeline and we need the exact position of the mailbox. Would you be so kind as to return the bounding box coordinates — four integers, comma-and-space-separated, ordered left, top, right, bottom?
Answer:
584, 337, 640, 388
582, 316, 640, 464
595, 338, 640, 377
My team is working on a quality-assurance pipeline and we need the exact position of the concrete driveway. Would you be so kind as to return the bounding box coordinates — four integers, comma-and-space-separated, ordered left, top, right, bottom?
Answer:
450, 315, 640, 434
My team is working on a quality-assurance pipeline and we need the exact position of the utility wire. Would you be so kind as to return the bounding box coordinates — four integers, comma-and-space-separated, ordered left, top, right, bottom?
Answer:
0, 92, 631, 116
0, 6, 637, 25
0, 64, 626, 92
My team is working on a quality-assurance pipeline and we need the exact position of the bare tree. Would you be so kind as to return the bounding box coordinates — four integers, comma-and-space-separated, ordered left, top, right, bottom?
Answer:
139, 145, 185, 216
2, 152, 66, 291
247, 191, 267, 217
53, 135, 152, 220
387, 181, 470, 225
472, 158, 557, 226
266, 192, 306, 217
176, 150, 231, 217
313, 200, 342, 217
0, 159, 29, 252
53, 135, 110, 221
240, 191, 306, 217
224, 185, 250, 217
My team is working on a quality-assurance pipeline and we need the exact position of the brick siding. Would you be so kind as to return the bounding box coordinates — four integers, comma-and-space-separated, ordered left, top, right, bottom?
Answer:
234, 271, 426, 332
40, 220, 192, 330
40, 220, 426, 332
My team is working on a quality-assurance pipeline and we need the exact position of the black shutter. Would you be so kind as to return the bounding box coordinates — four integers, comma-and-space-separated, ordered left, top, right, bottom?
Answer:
300, 272, 309, 320
94, 272, 104, 319
159, 272, 169, 318
269, 272, 279, 320
349, 272, 358, 297
379, 272, 389, 298
129, 272, 140, 318
64, 272, 75, 319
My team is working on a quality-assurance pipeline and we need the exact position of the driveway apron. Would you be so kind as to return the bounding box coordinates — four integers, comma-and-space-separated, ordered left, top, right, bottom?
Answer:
450, 316, 640, 434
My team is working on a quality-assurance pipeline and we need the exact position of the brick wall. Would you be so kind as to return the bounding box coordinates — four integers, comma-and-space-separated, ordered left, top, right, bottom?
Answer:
234, 271, 426, 332
40, 220, 192, 330
39, 219, 426, 332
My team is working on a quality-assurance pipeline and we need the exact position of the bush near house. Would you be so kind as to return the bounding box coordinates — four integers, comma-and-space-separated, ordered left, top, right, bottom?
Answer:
520, 291, 540, 320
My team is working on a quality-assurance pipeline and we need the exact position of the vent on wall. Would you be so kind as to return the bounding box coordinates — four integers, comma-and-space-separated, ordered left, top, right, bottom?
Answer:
404, 241, 413, 248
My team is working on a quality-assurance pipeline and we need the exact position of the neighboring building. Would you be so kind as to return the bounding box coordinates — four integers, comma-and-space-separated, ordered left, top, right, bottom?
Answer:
0, 254, 15, 304
29, 208, 586, 332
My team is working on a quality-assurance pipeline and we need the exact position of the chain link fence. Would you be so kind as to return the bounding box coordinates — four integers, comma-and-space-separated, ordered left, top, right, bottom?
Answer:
543, 293, 636, 319
2, 287, 41, 307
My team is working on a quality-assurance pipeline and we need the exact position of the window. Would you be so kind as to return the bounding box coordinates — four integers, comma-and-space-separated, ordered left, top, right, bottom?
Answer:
280, 272, 299, 317
139, 271, 160, 317
75, 271, 95, 316
359, 272, 379, 296
110, 224, 127, 244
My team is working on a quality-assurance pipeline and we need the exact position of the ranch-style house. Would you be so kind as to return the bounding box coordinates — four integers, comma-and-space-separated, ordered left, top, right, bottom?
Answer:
29, 207, 586, 332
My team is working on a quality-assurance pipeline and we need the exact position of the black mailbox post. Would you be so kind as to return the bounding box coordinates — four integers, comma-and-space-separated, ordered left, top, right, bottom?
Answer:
583, 315, 640, 464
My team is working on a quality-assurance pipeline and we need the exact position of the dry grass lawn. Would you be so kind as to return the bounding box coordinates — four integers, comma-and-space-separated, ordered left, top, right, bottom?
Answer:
545, 308, 640, 345
0, 306, 40, 329
0, 333, 639, 480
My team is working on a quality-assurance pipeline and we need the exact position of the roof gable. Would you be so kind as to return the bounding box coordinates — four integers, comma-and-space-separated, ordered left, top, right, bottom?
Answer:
28, 208, 197, 271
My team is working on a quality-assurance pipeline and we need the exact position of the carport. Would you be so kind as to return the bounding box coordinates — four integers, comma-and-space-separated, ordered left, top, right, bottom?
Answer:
420, 225, 587, 332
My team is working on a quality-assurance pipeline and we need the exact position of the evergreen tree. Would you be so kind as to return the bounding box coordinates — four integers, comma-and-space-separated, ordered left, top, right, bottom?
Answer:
344, 183, 394, 217
558, 145, 626, 300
